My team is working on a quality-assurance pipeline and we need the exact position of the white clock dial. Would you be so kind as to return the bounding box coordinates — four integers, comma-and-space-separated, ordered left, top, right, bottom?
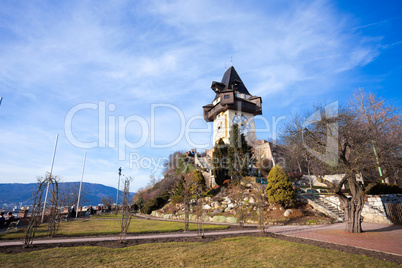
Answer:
232, 115, 250, 135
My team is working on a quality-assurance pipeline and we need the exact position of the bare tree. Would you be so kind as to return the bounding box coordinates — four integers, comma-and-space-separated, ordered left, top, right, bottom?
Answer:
24, 174, 59, 248
47, 177, 60, 237
101, 196, 114, 212
59, 182, 88, 210
226, 182, 246, 228
191, 171, 205, 237
283, 90, 401, 233
334, 91, 401, 232
281, 114, 310, 174
24, 178, 46, 248
195, 184, 205, 238
182, 170, 205, 232
120, 177, 133, 242
349, 90, 401, 183
249, 179, 267, 231
182, 177, 194, 232
237, 184, 245, 228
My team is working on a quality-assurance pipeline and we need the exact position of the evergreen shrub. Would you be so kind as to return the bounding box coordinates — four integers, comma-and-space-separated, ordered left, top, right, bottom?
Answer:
171, 195, 183, 204
192, 170, 206, 187
204, 185, 220, 197
266, 165, 296, 208
142, 191, 170, 214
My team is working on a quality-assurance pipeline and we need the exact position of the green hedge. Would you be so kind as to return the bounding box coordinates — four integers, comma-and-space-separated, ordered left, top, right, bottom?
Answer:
367, 183, 402, 195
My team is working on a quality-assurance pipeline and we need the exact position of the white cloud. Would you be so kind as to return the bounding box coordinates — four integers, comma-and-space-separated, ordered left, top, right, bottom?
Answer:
0, 0, 391, 191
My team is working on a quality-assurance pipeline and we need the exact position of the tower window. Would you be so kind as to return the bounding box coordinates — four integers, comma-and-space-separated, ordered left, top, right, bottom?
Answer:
224, 94, 230, 99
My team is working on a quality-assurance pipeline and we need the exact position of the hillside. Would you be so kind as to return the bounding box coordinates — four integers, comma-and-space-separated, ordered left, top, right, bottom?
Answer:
0, 182, 135, 208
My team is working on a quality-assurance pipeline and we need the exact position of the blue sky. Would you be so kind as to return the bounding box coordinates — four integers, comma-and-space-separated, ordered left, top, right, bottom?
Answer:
0, 0, 401, 191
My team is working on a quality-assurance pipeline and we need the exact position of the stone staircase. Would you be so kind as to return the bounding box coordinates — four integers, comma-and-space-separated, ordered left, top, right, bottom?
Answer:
314, 197, 345, 220
302, 195, 345, 222
194, 154, 212, 170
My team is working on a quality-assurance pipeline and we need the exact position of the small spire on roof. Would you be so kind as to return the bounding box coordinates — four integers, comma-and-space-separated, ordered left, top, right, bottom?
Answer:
231, 56, 233, 66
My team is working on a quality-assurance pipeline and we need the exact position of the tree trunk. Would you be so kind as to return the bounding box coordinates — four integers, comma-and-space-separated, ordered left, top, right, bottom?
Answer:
297, 160, 302, 173
235, 184, 245, 228
335, 174, 365, 233
184, 201, 189, 232
338, 192, 364, 233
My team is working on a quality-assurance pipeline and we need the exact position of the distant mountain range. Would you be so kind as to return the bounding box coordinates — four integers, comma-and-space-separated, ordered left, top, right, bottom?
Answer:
0, 182, 135, 209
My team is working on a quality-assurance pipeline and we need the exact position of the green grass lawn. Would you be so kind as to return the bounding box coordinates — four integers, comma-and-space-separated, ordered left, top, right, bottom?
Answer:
0, 236, 397, 267
90, 212, 122, 219
0, 217, 228, 240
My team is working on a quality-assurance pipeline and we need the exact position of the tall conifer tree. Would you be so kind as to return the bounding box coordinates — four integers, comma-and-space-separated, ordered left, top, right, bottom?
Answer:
228, 124, 253, 179
212, 138, 228, 186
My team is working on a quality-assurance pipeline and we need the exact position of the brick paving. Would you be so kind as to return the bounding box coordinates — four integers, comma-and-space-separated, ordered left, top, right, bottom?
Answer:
266, 222, 402, 256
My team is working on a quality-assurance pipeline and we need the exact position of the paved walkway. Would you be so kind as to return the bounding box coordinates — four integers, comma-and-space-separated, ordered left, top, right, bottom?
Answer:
136, 214, 402, 256
0, 229, 260, 247
1, 222, 401, 256
267, 222, 402, 256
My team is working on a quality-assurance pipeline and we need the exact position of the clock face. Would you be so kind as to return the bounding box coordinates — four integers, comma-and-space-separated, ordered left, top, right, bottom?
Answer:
216, 121, 223, 137
232, 115, 250, 135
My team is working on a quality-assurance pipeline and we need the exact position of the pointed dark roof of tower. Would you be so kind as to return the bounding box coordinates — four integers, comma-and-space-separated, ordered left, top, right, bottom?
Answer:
220, 66, 250, 95
211, 66, 250, 96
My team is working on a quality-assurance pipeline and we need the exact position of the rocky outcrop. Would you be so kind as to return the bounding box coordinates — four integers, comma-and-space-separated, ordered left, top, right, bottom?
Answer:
151, 210, 238, 224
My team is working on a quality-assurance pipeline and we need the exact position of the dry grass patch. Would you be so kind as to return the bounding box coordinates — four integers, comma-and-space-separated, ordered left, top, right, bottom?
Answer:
0, 218, 228, 240
0, 236, 398, 267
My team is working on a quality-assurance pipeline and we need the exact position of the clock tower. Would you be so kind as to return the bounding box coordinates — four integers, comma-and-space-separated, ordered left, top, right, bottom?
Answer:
203, 66, 262, 145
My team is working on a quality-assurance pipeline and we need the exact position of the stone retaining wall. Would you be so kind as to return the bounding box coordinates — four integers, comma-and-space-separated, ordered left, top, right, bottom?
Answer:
302, 175, 345, 187
320, 194, 402, 224
151, 211, 238, 224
